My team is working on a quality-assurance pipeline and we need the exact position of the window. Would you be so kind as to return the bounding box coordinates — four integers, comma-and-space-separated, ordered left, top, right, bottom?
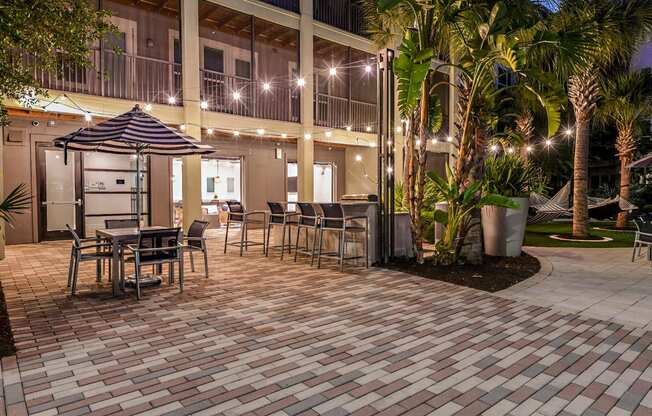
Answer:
227, 177, 235, 193
174, 39, 182, 65
206, 177, 215, 193
235, 59, 251, 79
204, 47, 224, 73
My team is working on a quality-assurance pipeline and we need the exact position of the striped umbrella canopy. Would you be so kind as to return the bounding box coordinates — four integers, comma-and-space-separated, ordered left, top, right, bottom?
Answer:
53, 104, 214, 227
53, 104, 214, 158
628, 153, 652, 169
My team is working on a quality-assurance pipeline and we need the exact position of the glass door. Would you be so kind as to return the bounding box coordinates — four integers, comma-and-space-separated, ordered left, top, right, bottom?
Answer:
37, 145, 83, 241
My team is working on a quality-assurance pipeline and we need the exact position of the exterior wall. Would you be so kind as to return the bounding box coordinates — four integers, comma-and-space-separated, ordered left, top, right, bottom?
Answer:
632, 38, 652, 70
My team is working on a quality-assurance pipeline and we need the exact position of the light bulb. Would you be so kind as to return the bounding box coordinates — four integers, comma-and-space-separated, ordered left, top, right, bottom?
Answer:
167, 96, 176, 105
490, 144, 498, 152
415, 139, 421, 146
387, 166, 393, 174
297, 77, 306, 87
431, 138, 438, 144
180, 124, 186, 131
233, 130, 240, 136
257, 128, 265, 136
355, 154, 362, 162
346, 126, 352, 132
446, 135, 453, 142
565, 129, 572, 136
526, 145, 533, 152
304, 133, 312, 140
207, 128, 213, 135
200, 100, 209, 109
281, 133, 287, 138
325, 131, 332, 138
144, 103, 152, 111
232, 91, 241, 100
507, 147, 515, 154
545, 139, 553, 146
84, 113, 92, 122
396, 126, 402, 133
364, 65, 372, 73
262, 82, 271, 91
366, 126, 372, 132
329, 67, 337, 76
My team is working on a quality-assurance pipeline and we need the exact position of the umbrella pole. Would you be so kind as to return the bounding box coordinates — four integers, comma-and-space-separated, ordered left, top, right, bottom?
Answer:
136, 149, 142, 229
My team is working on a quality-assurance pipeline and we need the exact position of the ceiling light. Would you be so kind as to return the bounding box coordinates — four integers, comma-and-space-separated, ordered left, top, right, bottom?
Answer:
233, 130, 240, 136
355, 154, 362, 162
232, 91, 241, 100
281, 133, 287, 138
257, 128, 265, 136
84, 113, 92, 122
262, 82, 271, 91
200, 100, 209, 109
207, 128, 213, 135
346, 126, 352, 132
167, 96, 176, 105
304, 133, 312, 140
325, 131, 332, 138
297, 77, 306, 87
365, 65, 372, 73
329, 67, 337, 76
366, 126, 372, 132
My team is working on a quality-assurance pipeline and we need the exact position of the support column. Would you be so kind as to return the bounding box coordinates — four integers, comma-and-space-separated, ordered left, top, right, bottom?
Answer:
181, 0, 202, 231
298, 0, 314, 201
0, 125, 5, 260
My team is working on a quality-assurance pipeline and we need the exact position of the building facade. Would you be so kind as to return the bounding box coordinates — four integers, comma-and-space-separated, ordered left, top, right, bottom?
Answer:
1, 0, 455, 246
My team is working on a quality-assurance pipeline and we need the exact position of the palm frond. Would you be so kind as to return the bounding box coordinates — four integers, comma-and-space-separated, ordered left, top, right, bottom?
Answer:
0, 184, 31, 224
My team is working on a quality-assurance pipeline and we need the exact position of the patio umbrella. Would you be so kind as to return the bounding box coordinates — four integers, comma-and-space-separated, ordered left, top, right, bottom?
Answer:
54, 104, 214, 227
627, 153, 652, 169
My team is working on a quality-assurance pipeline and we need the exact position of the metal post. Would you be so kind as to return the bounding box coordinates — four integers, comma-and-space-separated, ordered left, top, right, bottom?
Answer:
376, 52, 384, 264
136, 149, 142, 228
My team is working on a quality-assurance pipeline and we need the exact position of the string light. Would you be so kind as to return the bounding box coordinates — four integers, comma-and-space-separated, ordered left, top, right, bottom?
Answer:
257, 128, 265, 136
396, 126, 402, 133
144, 103, 152, 111
84, 113, 92, 122
346, 126, 352, 132
526, 145, 533, 152
364, 65, 372, 73
355, 154, 362, 162
207, 128, 213, 135
262, 82, 271, 91
564, 128, 572, 136
325, 131, 332, 138
387, 166, 393, 174
490, 144, 499, 152
431, 137, 438, 144
507, 147, 515, 154
366, 126, 372, 132
329, 67, 337, 76
200, 100, 209, 110
281, 133, 287, 138
369, 142, 377, 148
446, 135, 453, 142
415, 139, 421, 146
233, 130, 240, 137
297, 77, 306, 87
304, 133, 312, 140
232, 91, 241, 100
179, 124, 186, 131
387, 140, 392, 146
545, 139, 553, 146
167, 96, 176, 105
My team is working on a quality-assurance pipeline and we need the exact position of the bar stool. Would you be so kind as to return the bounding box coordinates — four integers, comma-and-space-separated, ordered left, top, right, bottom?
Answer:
265, 202, 297, 260
224, 200, 267, 256
294, 202, 320, 265
316, 203, 369, 271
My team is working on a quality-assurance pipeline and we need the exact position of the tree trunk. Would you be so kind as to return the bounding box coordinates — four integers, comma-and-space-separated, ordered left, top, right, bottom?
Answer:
615, 127, 635, 229
568, 70, 599, 239
572, 118, 590, 238
410, 80, 430, 263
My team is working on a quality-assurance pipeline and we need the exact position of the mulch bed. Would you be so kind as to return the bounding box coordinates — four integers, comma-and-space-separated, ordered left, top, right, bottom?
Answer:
384, 253, 541, 293
0, 283, 15, 357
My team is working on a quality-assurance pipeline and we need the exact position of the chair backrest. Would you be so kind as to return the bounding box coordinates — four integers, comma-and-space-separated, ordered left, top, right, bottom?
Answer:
297, 202, 317, 226
226, 200, 244, 221
105, 219, 138, 229
137, 227, 182, 258
66, 224, 82, 248
267, 202, 286, 224
187, 220, 209, 248
636, 217, 652, 234
319, 203, 344, 229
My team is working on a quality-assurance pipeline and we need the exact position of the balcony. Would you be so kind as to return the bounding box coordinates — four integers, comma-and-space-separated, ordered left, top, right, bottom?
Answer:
314, 93, 376, 133
200, 70, 300, 122
313, 0, 367, 37
25, 50, 182, 105
260, 0, 300, 13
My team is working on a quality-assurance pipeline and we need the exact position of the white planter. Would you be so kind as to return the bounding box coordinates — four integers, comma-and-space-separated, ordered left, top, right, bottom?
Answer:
481, 197, 529, 257
394, 212, 414, 258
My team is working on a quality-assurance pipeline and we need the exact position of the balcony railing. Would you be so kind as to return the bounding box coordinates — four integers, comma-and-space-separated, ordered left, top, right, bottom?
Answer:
200, 69, 300, 123
313, 0, 366, 37
314, 93, 376, 133
260, 0, 299, 13
24, 50, 182, 105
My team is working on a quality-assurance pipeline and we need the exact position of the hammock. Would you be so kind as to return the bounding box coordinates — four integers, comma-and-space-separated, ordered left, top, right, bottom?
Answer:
527, 182, 638, 224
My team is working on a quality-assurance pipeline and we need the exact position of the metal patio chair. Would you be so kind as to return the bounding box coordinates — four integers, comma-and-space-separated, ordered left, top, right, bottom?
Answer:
294, 202, 320, 265
124, 227, 184, 300
632, 216, 652, 262
104, 218, 140, 281
66, 225, 114, 295
184, 220, 210, 278
265, 202, 298, 260
223, 200, 267, 256
316, 203, 369, 272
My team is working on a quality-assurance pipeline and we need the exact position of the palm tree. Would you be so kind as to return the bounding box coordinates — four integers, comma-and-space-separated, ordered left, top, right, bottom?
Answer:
550, 0, 652, 238
597, 69, 652, 228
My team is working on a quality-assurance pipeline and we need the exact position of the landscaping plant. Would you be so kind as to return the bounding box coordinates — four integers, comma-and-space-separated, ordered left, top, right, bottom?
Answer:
483, 154, 548, 198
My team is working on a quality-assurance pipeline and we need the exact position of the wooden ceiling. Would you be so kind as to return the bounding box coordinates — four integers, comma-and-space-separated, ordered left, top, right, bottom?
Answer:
109, 0, 180, 18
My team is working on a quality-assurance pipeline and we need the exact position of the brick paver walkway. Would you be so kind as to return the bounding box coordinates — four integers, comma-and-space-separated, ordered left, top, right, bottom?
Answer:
0, 238, 651, 416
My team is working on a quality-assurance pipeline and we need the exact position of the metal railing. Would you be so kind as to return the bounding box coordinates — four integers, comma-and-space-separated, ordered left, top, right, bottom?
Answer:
314, 93, 377, 133
24, 50, 182, 105
200, 69, 300, 122
260, 0, 300, 13
313, 0, 366, 37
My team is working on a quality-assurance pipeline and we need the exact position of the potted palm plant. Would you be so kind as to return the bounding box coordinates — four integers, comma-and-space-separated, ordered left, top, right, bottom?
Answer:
482, 155, 547, 256
0, 184, 31, 260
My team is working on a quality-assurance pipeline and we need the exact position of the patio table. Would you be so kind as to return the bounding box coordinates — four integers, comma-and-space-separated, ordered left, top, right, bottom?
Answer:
96, 226, 166, 296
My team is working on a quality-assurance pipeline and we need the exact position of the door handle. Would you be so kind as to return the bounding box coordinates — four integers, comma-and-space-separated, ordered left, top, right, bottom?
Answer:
41, 200, 83, 206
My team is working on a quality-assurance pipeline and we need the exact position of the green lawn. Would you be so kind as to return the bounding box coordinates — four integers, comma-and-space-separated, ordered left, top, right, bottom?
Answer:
524, 221, 635, 248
